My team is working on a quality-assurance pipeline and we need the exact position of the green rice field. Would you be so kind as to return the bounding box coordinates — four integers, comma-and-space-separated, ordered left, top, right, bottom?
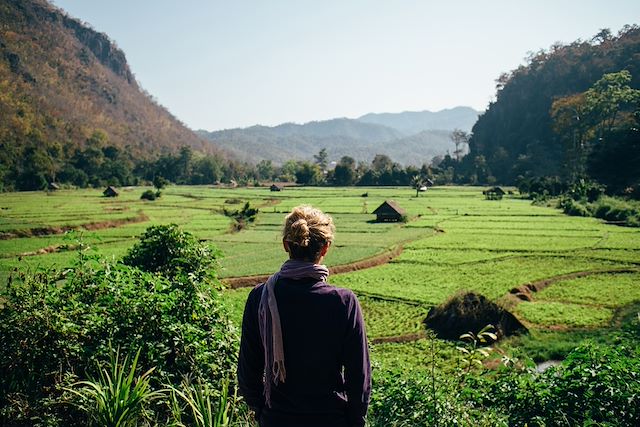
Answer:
1, 185, 639, 367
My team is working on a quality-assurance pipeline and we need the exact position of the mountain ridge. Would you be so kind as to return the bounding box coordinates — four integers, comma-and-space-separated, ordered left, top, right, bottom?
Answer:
198, 107, 479, 166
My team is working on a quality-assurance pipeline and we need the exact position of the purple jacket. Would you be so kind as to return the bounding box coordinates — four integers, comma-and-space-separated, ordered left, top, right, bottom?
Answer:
237, 277, 371, 427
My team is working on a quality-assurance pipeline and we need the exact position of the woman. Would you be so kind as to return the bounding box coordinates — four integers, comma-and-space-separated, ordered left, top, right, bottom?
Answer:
238, 205, 371, 427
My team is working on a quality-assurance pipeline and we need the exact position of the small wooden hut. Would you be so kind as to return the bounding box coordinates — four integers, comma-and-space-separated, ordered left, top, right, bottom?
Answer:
270, 184, 282, 192
483, 186, 505, 200
103, 186, 119, 197
372, 200, 406, 222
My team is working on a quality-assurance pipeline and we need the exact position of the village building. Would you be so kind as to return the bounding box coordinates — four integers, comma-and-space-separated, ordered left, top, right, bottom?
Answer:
103, 186, 119, 197
483, 186, 506, 200
372, 200, 406, 222
270, 184, 282, 192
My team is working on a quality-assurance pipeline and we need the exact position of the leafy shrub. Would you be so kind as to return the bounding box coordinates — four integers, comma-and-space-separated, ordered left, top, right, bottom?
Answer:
222, 202, 259, 231
566, 179, 605, 202
370, 368, 505, 426
487, 343, 640, 426
559, 195, 640, 226
0, 229, 236, 425
517, 176, 567, 198
558, 197, 591, 217
592, 196, 640, 224
122, 224, 219, 281
424, 292, 527, 340
140, 189, 160, 200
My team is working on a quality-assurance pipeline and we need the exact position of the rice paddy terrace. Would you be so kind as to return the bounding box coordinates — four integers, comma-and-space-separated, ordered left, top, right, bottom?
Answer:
1, 185, 639, 366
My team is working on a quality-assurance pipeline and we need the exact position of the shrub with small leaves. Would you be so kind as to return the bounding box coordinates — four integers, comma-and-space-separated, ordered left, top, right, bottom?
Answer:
122, 224, 219, 281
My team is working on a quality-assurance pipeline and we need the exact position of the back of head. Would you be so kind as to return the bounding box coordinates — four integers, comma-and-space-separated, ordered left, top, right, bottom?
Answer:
283, 205, 335, 262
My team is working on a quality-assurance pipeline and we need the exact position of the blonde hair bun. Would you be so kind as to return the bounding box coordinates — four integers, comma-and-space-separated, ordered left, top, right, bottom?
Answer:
290, 218, 310, 247
283, 205, 335, 260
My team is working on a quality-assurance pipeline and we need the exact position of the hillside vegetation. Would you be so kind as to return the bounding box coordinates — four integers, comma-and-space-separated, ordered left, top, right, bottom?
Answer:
0, 0, 225, 190
457, 26, 640, 190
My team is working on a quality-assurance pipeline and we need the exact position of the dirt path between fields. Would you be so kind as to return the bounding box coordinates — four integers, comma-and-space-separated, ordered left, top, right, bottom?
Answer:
371, 332, 427, 345
0, 211, 149, 240
506, 267, 640, 303
223, 245, 404, 289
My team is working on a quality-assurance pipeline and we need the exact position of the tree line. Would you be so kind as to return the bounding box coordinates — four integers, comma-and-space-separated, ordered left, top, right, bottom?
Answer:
450, 26, 640, 199
1, 127, 463, 191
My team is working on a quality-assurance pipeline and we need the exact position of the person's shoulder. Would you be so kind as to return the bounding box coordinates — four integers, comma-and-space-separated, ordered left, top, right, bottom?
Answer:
246, 282, 265, 303
326, 283, 359, 305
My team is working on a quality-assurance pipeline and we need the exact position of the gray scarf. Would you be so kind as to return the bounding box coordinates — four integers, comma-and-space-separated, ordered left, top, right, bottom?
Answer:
258, 259, 329, 407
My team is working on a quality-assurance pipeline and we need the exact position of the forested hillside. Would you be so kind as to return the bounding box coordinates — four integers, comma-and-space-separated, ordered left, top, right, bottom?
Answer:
0, 0, 225, 190
463, 26, 640, 189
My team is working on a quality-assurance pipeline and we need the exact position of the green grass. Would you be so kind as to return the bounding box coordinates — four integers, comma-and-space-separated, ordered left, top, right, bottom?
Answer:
332, 256, 628, 304
359, 297, 429, 339
515, 301, 614, 328
534, 272, 640, 308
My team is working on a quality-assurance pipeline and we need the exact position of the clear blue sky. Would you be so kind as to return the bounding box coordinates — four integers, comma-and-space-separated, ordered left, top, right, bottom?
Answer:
51, 0, 640, 131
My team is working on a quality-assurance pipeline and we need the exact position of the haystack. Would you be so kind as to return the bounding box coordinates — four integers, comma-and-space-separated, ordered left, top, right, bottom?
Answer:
424, 292, 527, 341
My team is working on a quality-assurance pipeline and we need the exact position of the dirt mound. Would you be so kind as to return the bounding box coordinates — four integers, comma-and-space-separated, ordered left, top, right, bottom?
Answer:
424, 292, 527, 341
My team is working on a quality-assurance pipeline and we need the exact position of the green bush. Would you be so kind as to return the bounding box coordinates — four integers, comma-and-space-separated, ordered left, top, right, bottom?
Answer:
140, 189, 160, 200
487, 343, 640, 426
558, 197, 591, 217
222, 202, 259, 231
369, 368, 505, 426
0, 229, 236, 425
559, 195, 640, 226
566, 179, 605, 202
122, 224, 219, 281
592, 196, 640, 224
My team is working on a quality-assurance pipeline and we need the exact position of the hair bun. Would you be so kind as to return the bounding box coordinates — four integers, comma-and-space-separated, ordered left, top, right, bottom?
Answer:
291, 218, 310, 247
283, 205, 335, 260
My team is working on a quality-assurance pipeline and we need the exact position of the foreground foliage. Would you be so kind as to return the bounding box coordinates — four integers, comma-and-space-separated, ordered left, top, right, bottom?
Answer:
68, 348, 164, 427
370, 338, 640, 426
0, 228, 237, 425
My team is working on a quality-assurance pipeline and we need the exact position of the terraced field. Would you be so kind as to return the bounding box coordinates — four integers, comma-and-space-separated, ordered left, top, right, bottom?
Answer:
0, 186, 431, 283
1, 185, 639, 367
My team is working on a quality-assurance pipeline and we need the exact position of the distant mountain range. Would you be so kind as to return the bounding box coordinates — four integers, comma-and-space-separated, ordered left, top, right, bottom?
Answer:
357, 107, 479, 135
199, 107, 480, 166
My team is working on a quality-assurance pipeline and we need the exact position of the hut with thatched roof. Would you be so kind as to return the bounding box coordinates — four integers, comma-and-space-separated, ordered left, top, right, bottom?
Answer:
103, 186, 119, 197
483, 186, 505, 200
372, 200, 406, 222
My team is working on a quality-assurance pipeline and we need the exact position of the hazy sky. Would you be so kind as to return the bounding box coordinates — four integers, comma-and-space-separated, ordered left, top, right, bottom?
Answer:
52, 0, 640, 131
